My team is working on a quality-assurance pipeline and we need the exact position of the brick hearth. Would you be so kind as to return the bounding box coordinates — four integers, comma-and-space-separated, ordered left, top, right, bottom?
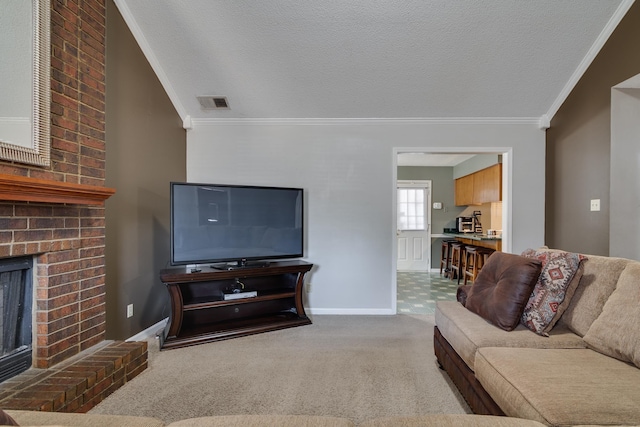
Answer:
0, 341, 147, 413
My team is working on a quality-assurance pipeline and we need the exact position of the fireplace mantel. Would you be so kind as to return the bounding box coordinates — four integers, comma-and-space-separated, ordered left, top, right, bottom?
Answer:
0, 173, 115, 205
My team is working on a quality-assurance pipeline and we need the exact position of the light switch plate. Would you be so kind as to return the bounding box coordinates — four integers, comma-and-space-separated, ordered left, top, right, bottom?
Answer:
590, 199, 600, 211
433, 202, 443, 210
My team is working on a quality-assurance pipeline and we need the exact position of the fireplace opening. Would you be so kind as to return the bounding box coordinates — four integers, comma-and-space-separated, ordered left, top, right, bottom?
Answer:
0, 256, 33, 383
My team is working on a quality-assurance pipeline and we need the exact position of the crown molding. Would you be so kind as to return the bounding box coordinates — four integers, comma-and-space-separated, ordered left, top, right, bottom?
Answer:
538, 114, 551, 130
190, 117, 542, 126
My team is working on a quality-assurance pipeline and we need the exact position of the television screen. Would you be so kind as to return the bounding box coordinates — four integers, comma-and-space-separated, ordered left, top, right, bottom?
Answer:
170, 182, 304, 267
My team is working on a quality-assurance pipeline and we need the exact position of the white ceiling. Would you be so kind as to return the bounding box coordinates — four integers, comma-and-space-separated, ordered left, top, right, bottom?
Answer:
114, 0, 632, 122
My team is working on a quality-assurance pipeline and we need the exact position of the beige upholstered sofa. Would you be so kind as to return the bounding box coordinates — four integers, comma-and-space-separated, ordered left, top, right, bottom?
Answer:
435, 248, 640, 426
1, 410, 551, 427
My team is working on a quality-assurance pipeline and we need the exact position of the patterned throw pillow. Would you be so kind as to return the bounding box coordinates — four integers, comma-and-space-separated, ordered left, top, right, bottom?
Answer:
520, 248, 586, 336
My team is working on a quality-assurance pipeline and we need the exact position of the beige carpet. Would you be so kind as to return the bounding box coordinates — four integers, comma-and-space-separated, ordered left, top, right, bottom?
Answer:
90, 315, 470, 424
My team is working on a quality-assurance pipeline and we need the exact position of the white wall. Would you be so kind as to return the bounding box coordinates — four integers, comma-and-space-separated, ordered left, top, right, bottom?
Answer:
610, 74, 640, 260
187, 119, 545, 314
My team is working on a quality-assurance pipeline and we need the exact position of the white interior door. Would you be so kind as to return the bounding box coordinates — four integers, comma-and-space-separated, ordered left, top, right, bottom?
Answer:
397, 181, 431, 271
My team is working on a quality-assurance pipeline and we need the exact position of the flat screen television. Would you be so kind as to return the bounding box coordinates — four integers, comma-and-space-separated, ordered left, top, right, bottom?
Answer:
170, 182, 304, 269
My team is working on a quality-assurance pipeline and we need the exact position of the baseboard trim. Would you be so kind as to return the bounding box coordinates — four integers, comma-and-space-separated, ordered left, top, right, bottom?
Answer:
125, 310, 401, 341
127, 318, 168, 342
308, 308, 395, 315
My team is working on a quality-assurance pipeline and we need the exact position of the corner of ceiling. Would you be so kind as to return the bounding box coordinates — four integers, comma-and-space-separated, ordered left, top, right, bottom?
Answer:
544, 0, 636, 123
613, 72, 640, 89
182, 115, 192, 130
112, 0, 189, 122
538, 115, 550, 130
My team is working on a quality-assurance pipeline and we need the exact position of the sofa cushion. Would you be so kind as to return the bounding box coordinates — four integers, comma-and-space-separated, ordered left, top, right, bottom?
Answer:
435, 301, 586, 371
166, 414, 355, 427
475, 347, 640, 426
4, 409, 165, 427
583, 261, 640, 368
359, 414, 547, 426
520, 248, 586, 336
465, 252, 542, 331
556, 254, 631, 336
0, 410, 18, 426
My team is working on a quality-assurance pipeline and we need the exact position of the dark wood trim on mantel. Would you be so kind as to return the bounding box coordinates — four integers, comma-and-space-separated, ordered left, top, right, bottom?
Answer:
0, 173, 115, 206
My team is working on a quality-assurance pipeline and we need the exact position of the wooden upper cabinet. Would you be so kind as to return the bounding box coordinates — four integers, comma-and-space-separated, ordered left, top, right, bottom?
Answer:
455, 164, 502, 206
473, 164, 502, 204
454, 174, 474, 206
479, 163, 502, 203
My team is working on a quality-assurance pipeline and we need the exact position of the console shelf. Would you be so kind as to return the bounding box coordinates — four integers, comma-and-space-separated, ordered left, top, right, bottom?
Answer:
159, 260, 313, 350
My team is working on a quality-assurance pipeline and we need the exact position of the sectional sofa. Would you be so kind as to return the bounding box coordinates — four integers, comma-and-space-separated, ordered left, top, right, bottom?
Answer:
434, 248, 640, 426
0, 410, 551, 427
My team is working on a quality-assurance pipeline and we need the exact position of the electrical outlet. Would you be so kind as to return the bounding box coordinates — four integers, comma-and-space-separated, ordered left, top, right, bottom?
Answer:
127, 304, 134, 318
590, 199, 601, 212
306, 283, 312, 293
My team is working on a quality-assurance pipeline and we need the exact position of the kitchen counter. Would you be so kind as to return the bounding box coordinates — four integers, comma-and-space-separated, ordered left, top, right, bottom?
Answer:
443, 232, 502, 241
443, 232, 502, 251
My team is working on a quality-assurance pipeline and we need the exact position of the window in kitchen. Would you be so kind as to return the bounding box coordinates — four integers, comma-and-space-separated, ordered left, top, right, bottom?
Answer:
397, 188, 425, 230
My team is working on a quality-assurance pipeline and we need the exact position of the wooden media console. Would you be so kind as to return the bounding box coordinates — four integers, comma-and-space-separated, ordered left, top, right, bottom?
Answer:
159, 260, 313, 350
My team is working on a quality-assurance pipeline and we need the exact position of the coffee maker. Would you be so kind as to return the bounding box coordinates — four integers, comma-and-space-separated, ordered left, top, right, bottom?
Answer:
472, 210, 483, 234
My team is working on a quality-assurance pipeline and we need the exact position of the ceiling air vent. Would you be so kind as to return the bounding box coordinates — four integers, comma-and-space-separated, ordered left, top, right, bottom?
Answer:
197, 96, 230, 110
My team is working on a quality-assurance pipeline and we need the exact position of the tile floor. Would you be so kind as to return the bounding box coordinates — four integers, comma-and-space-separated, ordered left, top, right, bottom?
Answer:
397, 270, 459, 314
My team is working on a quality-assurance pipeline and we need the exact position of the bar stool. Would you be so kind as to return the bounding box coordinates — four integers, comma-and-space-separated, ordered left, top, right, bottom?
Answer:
464, 247, 494, 285
439, 239, 458, 278
479, 248, 495, 278
449, 242, 466, 282
481, 249, 495, 266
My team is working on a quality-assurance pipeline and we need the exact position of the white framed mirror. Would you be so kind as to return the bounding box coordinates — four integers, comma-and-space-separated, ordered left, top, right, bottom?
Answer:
0, 0, 50, 167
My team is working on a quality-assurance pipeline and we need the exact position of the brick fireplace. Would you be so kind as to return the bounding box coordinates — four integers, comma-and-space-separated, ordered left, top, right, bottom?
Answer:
0, 0, 112, 371
0, 256, 33, 382
0, 1, 149, 412
0, 199, 112, 369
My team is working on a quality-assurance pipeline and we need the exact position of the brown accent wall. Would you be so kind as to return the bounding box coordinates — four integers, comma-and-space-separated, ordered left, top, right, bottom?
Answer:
546, 2, 640, 255
0, 0, 108, 368
104, 0, 186, 339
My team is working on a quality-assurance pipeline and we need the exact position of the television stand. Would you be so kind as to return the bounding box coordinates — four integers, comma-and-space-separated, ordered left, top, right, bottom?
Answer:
159, 260, 313, 350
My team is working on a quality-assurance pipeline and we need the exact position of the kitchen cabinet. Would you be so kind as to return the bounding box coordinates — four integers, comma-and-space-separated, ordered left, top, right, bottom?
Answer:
454, 174, 474, 206
455, 164, 502, 206
474, 163, 502, 204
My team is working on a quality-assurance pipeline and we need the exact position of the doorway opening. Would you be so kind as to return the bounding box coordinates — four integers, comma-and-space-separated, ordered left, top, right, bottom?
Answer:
392, 148, 512, 314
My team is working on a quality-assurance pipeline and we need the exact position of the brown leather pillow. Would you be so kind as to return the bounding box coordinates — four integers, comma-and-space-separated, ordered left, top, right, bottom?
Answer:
456, 285, 472, 306
465, 252, 542, 331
